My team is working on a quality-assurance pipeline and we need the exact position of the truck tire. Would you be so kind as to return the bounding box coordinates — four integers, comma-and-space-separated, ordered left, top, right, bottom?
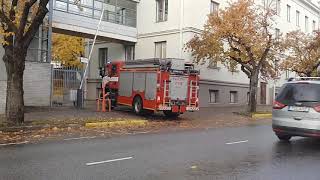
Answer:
163, 111, 180, 118
133, 96, 143, 115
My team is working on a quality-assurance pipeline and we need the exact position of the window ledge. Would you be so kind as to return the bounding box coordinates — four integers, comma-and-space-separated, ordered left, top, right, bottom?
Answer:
156, 20, 168, 23
208, 66, 220, 70
229, 103, 239, 105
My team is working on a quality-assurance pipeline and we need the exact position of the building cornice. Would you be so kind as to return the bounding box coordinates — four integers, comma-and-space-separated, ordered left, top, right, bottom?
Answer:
293, 0, 320, 15
138, 27, 203, 38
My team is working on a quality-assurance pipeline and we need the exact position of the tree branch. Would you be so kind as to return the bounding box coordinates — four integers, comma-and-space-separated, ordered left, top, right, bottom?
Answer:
0, 12, 18, 32
16, 0, 38, 40
241, 64, 251, 77
9, 0, 19, 21
258, 34, 272, 68
22, 0, 49, 48
227, 37, 254, 74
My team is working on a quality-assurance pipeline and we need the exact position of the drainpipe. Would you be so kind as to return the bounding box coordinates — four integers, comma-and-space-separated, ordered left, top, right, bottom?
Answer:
179, 0, 184, 59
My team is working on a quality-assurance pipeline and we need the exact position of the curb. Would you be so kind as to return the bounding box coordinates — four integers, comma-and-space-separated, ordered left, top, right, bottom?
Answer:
85, 120, 148, 128
0, 124, 82, 132
252, 113, 272, 119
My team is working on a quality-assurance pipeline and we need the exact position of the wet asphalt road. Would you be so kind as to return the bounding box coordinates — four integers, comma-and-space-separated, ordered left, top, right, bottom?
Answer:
1, 124, 320, 180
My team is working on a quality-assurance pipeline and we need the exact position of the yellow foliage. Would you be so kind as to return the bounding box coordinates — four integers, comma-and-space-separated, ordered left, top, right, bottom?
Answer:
186, 0, 279, 79
0, 0, 49, 47
52, 33, 85, 68
280, 31, 320, 77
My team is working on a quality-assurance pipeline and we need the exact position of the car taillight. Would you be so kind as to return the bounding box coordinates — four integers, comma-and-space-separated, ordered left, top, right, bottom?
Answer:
314, 105, 320, 112
273, 101, 286, 110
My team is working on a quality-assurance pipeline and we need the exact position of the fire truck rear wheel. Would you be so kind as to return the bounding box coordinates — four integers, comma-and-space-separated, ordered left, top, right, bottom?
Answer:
133, 96, 143, 115
163, 111, 180, 118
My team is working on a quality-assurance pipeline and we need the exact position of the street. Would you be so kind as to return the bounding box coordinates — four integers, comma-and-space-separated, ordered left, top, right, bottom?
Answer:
1, 124, 320, 180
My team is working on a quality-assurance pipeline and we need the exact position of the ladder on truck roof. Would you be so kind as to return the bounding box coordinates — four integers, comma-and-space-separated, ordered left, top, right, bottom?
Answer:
124, 58, 176, 69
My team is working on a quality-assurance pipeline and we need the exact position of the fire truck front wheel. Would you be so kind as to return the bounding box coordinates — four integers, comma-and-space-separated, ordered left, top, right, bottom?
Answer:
133, 96, 143, 115
163, 111, 180, 118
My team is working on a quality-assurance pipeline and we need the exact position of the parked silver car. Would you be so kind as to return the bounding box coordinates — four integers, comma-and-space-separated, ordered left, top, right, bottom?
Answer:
272, 77, 320, 141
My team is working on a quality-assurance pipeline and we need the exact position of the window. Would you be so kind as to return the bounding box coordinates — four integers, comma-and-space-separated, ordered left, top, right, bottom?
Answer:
296, 11, 300, 26
312, 20, 316, 31
116, 7, 126, 25
285, 70, 290, 79
156, 0, 168, 22
247, 92, 250, 103
262, 0, 267, 9
305, 16, 309, 32
275, 28, 280, 41
155, 41, 167, 58
286, 5, 290, 22
209, 90, 219, 103
276, 0, 281, 15
276, 83, 320, 106
98, 48, 108, 69
208, 61, 218, 69
125, 45, 135, 61
211, 1, 219, 14
230, 91, 238, 104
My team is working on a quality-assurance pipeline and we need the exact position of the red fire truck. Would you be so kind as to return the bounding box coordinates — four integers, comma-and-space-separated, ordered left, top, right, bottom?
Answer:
100, 58, 199, 117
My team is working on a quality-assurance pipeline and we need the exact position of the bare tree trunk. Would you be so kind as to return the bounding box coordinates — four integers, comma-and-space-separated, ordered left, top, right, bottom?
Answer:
248, 69, 259, 113
3, 46, 26, 125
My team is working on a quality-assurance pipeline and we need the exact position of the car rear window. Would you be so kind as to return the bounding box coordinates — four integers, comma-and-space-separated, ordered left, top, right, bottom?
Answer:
276, 83, 320, 105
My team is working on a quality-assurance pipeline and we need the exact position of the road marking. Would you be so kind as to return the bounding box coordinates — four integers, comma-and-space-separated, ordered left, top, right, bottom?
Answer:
86, 156, 133, 166
0, 141, 29, 146
134, 131, 151, 134
63, 136, 96, 141
226, 140, 248, 145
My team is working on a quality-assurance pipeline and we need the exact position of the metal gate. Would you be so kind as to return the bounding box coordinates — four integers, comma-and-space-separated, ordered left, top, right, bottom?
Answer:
52, 66, 83, 106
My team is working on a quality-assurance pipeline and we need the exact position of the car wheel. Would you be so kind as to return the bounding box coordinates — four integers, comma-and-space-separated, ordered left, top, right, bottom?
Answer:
163, 111, 180, 118
277, 134, 292, 141
133, 97, 143, 115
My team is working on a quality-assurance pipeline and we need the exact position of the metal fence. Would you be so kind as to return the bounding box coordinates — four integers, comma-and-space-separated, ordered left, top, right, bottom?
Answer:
52, 66, 83, 106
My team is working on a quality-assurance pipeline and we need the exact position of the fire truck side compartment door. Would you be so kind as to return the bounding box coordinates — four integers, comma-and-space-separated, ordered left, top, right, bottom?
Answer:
169, 76, 188, 100
119, 72, 133, 97
133, 72, 146, 92
145, 73, 157, 100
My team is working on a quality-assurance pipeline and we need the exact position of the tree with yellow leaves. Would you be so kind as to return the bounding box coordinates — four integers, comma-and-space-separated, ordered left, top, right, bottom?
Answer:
280, 31, 320, 77
0, 0, 49, 124
186, 0, 280, 112
52, 33, 84, 68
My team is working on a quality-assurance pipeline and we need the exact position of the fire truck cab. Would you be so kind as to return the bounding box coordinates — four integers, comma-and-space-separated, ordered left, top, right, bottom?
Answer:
101, 58, 200, 117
